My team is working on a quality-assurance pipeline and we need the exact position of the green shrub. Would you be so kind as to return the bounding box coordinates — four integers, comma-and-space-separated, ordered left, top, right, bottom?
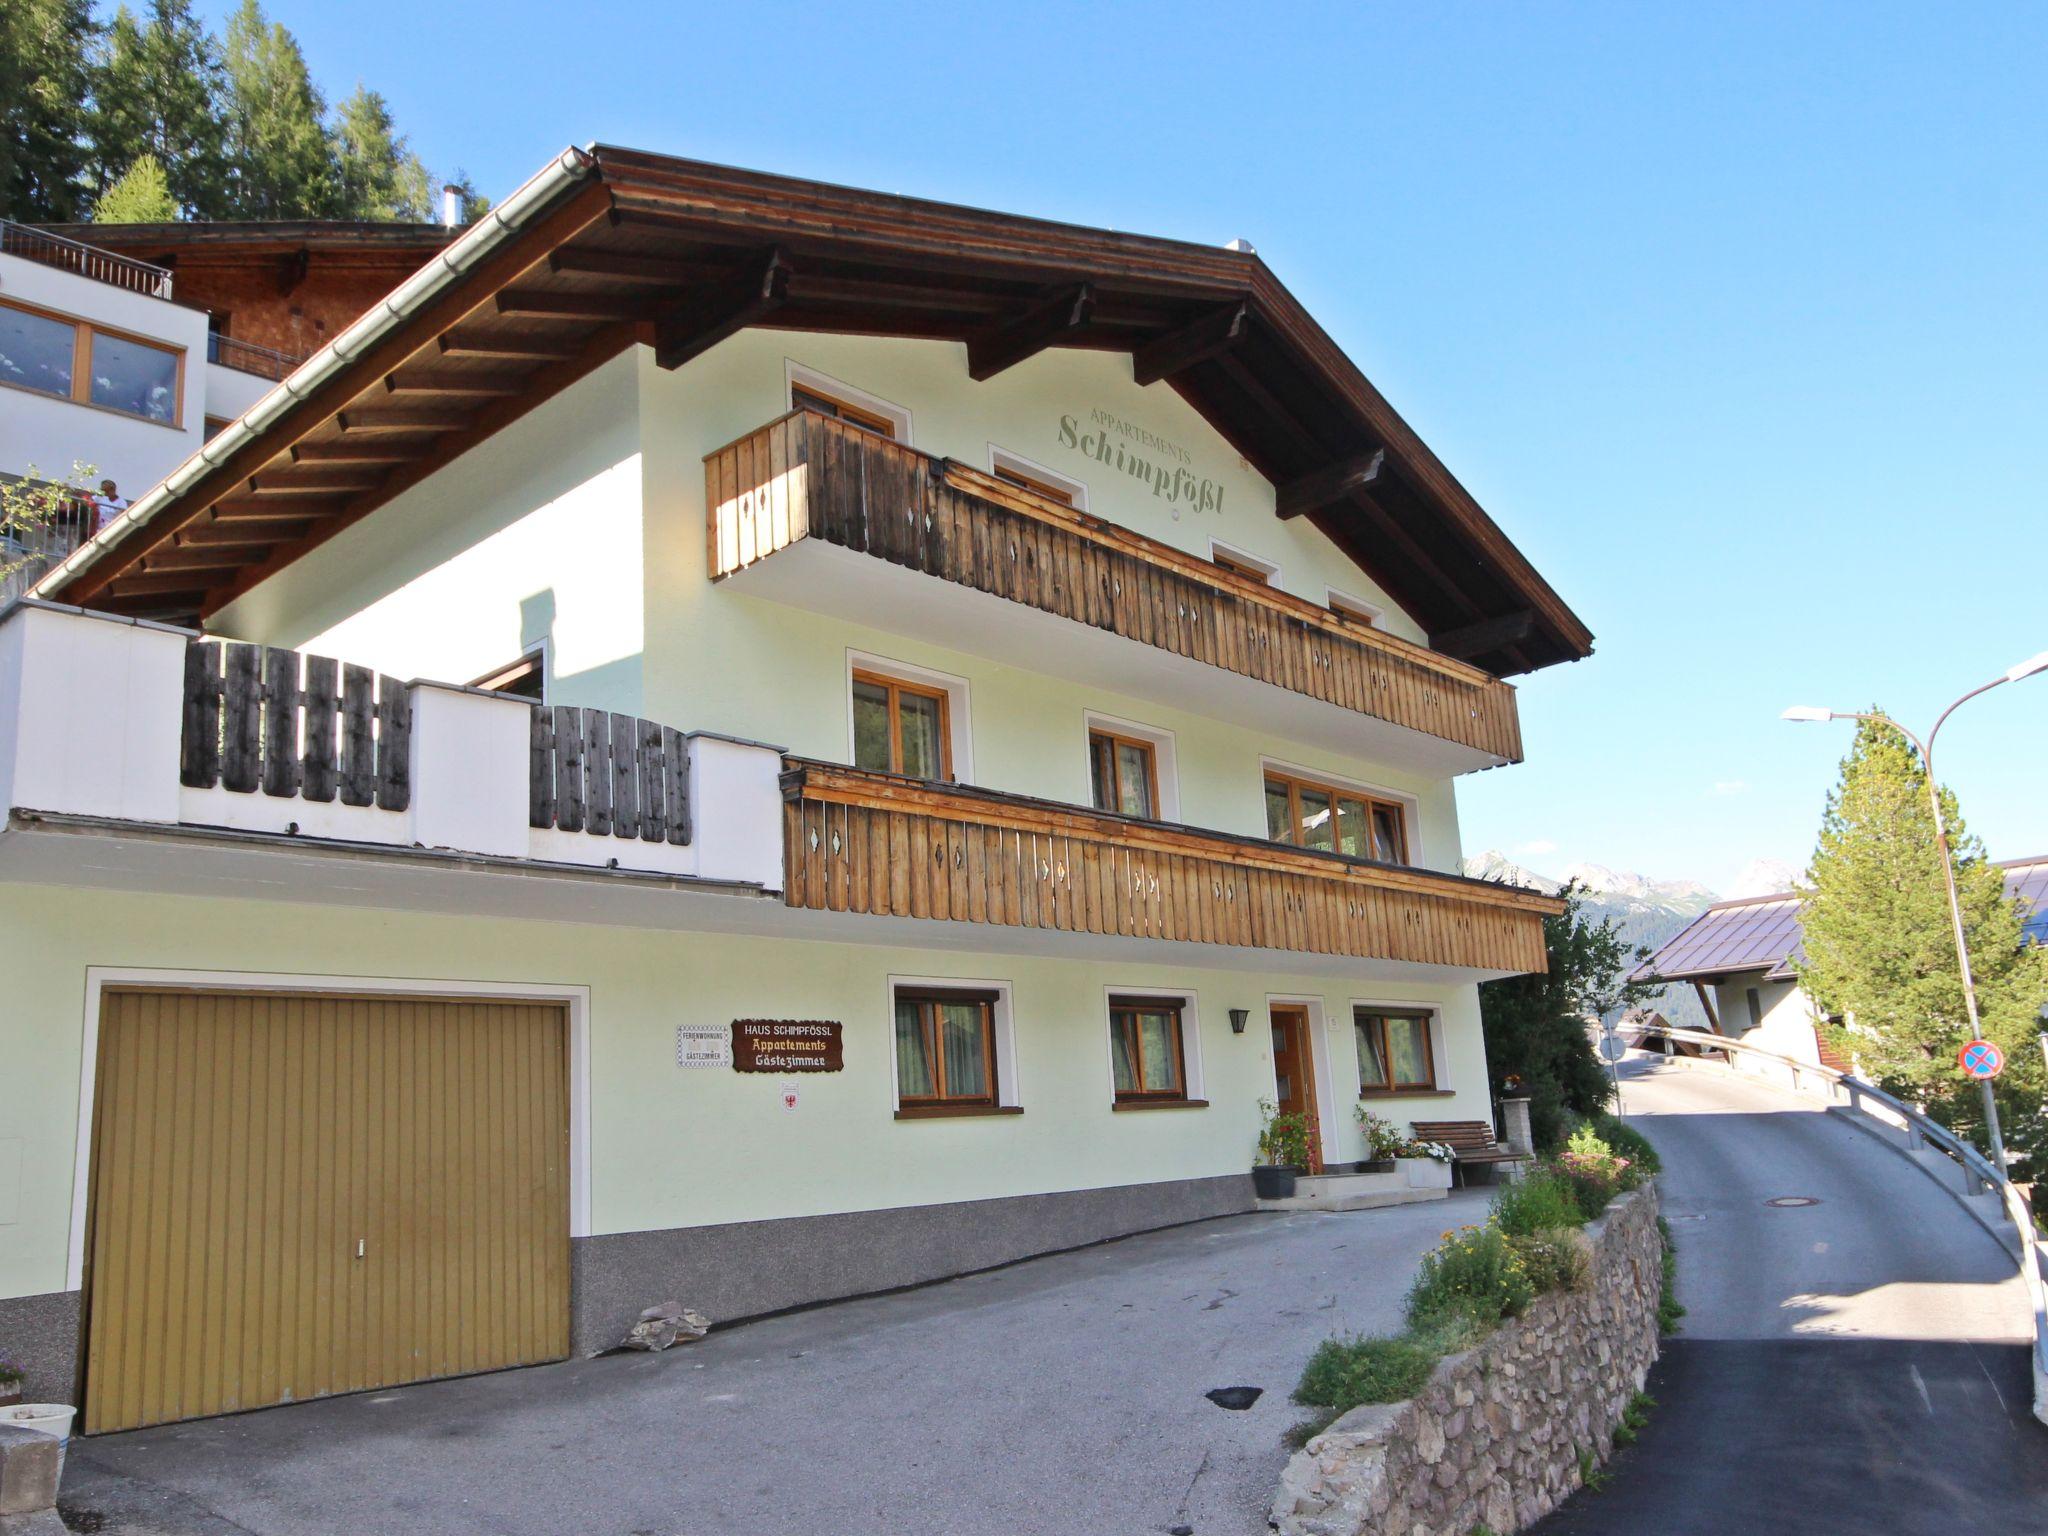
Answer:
1406, 1224, 1534, 1331
1294, 1333, 1440, 1411
1656, 1215, 1685, 1332
1589, 1114, 1661, 1181
1491, 1170, 1584, 1236
1557, 1125, 1633, 1218
1506, 1228, 1589, 1293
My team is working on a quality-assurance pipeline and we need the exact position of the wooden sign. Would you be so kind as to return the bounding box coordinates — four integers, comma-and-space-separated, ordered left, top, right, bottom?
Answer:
731, 1020, 844, 1073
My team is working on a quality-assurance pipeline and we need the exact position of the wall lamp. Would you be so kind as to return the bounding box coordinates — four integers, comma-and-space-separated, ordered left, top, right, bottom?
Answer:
1229, 1008, 1250, 1035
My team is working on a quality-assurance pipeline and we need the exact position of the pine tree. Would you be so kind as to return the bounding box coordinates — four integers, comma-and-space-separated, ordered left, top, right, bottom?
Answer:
93, 151, 178, 221
0, 0, 100, 221
1797, 714, 2048, 1159
91, 0, 230, 216
331, 85, 434, 221
220, 0, 332, 217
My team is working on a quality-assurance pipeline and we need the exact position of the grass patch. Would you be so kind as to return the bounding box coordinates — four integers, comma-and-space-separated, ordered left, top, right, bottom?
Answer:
1294, 1333, 1441, 1412
1577, 1445, 1611, 1492
1491, 1170, 1584, 1236
1656, 1215, 1685, 1333
1406, 1224, 1534, 1333
1612, 1389, 1656, 1447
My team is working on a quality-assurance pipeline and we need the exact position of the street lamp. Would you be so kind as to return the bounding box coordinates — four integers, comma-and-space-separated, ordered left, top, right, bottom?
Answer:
1782, 649, 2048, 1182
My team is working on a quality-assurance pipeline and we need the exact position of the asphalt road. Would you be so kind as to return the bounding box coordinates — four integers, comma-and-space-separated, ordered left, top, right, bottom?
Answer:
1532, 1055, 2048, 1536
62, 1188, 1494, 1536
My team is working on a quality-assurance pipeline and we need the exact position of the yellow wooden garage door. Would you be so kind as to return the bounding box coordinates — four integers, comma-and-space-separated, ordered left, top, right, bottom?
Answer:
83, 990, 570, 1433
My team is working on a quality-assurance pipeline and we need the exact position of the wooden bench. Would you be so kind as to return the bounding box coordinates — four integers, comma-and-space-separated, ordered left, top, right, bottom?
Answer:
1410, 1120, 1530, 1186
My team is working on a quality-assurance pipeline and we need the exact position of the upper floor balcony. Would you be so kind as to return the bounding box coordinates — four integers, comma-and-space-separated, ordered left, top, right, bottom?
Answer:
207, 331, 305, 384
707, 411, 1524, 777
0, 221, 175, 300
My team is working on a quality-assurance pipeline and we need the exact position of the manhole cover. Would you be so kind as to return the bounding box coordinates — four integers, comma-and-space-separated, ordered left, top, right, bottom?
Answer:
1765, 1196, 1820, 1208
1206, 1386, 1263, 1411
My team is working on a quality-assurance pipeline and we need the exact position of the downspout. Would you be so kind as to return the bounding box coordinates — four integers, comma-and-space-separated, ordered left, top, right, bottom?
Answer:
32, 145, 600, 601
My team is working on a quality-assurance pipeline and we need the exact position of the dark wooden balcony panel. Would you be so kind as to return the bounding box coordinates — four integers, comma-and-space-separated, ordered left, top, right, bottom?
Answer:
782, 761, 1558, 974
708, 412, 1524, 763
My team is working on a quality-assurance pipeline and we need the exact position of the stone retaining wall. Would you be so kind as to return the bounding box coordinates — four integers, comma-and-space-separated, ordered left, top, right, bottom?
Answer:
1272, 1184, 1663, 1536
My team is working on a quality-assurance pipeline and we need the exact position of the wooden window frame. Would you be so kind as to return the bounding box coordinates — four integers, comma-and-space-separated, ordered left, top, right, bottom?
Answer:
0, 295, 186, 429
1088, 727, 1162, 820
893, 986, 1002, 1112
470, 648, 546, 701
1209, 540, 1278, 587
786, 376, 901, 438
1263, 767, 1410, 865
852, 666, 954, 781
1353, 1007, 1438, 1096
1107, 994, 1191, 1104
1327, 589, 1385, 630
989, 446, 1087, 510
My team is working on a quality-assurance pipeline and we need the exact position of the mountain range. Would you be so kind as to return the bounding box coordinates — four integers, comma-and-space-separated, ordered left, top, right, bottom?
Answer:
1461, 851, 1804, 1028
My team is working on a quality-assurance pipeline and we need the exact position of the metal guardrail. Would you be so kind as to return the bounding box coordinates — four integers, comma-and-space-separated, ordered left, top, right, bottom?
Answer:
0, 220, 174, 299
1643, 1025, 2048, 1426
207, 332, 305, 383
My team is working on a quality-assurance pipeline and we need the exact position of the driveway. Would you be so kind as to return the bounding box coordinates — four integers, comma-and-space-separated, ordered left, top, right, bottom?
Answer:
1532, 1055, 2048, 1536
62, 1188, 1492, 1536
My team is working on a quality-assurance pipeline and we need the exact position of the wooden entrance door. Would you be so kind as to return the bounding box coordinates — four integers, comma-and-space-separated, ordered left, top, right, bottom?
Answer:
1269, 1004, 1321, 1172
82, 990, 571, 1433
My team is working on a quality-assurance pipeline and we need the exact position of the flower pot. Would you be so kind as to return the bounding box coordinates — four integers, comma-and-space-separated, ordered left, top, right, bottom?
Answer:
7, 1402, 75, 1443
1358, 1158, 1397, 1175
1251, 1164, 1300, 1199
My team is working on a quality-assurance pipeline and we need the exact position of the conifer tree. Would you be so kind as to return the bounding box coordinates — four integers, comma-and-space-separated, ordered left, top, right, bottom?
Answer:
1797, 714, 2048, 1159
0, 0, 100, 221
92, 0, 231, 216
331, 86, 433, 221
220, 0, 332, 217
94, 151, 178, 221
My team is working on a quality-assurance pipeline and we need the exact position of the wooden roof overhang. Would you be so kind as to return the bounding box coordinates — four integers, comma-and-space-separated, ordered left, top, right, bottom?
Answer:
38, 145, 1592, 677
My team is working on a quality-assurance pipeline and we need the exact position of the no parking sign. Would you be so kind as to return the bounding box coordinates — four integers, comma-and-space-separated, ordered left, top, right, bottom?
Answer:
1958, 1039, 2004, 1080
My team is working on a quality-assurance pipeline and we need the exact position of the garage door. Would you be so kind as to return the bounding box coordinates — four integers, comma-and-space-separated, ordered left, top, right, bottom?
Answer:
83, 990, 570, 1433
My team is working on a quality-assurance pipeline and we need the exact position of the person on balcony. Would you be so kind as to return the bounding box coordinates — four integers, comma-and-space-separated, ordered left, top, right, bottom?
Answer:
95, 480, 129, 531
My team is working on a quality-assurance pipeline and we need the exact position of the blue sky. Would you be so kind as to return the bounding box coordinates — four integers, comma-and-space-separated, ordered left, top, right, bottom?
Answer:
222, 0, 2046, 892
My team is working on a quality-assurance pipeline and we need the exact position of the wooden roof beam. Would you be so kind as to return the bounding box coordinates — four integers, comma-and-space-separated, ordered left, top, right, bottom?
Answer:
967, 283, 1094, 381
653, 246, 792, 371
496, 291, 647, 322
437, 332, 584, 362
383, 369, 528, 398
548, 248, 717, 284
1132, 300, 1249, 386
176, 516, 315, 547
1277, 447, 1386, 520
291, 440, 427, 465
336, 405, 473, 433
1431, 610, 1535, 663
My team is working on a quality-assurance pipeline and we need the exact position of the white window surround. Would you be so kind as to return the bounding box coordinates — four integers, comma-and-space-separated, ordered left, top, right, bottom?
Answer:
885, 973, 1021, 1111
1326, 588, 1385, 629
1259, 753, 1424, 865
988, 443, 1089, 510
785, 358, 914, 443
1099, 984, 1206, 1105
845, 649, 974, 783
1208, 538, 1280, 585
65, 967, 593, 1290
1082, 710, 1181, 822
1347, 997, 1449, 1097
1266, 993, 1342, 1167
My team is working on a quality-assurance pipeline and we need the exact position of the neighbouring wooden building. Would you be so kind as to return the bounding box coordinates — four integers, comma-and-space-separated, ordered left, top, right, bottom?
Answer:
0, 144, 1590, 1431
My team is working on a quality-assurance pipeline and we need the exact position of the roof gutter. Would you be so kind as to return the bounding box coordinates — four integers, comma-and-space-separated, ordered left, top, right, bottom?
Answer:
32, 145, 600, 603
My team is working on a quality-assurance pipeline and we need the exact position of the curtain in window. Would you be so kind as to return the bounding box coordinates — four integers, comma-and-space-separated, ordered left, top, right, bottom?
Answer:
853, 680, 892, 772
895, 997, 934, 1098
938, 1000, 988, 1096
1388, 1015, 1430, 1085
898, 691, 945, 779
1355, 1014, 1390, 1089
1111, 1019, 1141, 1093
1138, 1010, 1180, 1091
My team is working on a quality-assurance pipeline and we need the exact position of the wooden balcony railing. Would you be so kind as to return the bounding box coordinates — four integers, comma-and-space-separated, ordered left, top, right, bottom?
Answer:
707, 411, 1524, 762
782, 760, 1561, 973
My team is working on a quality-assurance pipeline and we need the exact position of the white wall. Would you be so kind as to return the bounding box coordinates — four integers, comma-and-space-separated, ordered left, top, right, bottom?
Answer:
1714, 976, 1825, 1072
0, 251, 208, 496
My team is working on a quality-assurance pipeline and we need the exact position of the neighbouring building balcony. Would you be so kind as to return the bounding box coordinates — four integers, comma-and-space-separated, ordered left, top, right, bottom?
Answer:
0, 602, 784, 900
708, 411, 1525, 776
781, 759, 1560, 977
0, 220, 176, 299
207, 332, 305, 383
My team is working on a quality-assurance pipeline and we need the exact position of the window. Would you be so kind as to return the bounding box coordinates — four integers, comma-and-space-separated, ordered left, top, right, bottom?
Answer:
791, 382, 897, 438
1264, 769, 1409, 863
1745, 987, 1764, 1029
989, 447, 1086, 509
471, 649, 546, 701
1355, 1009, 1436, 1094
894, 988, 999, 1108
852, 667, 951, 780
203, 414, 234, 441
1089, 728, 1159, 819
1210, 541, 1278, 586
1109, 996, 1188, 1102
0, 299, 182, 426
1328, 591, 1384, 629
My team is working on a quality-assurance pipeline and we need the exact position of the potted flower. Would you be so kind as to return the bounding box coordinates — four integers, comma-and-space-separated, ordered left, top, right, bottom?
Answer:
1252, 1097, 1313, 1198
1354, 1107, 1404, 1173
1397, 1137, 1456, 1190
